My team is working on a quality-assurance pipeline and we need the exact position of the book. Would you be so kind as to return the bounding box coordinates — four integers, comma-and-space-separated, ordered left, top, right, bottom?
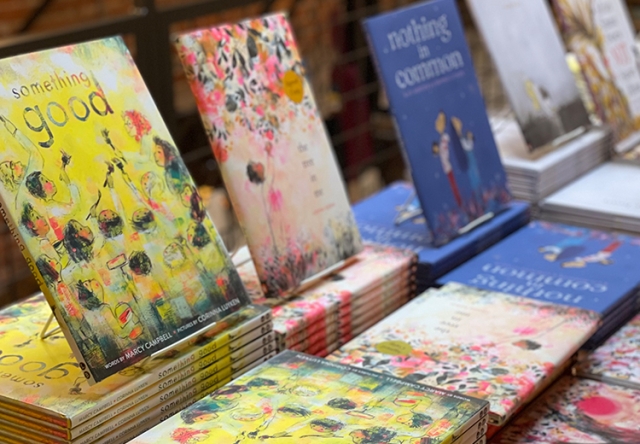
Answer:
493, 376, 640, 443
553, 0, 640, 153
0, 293, 270, 431
0, 346, 280, 444
353, 182, 530, 286
175, 13, 362, 299
0, 328, 276, 440
469, 0, 590, 151
363, 0, 511, 246
494, 120, 610, 202
329, 282, 600, 425
280, 280, 412, 349
283, 285, 412, 355
0, 340, 278, 444
540, 161, 640, 234
237, 244, 416, 343
576, 312, 640, 390
130, 350, 489, 443
439, 221, 640, 319
0, 37, 251, 384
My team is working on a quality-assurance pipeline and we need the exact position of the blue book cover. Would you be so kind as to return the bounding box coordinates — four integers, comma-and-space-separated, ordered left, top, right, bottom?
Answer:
439, 221, 640, 316
354, 182, 529, 280
364, 0, 511, 246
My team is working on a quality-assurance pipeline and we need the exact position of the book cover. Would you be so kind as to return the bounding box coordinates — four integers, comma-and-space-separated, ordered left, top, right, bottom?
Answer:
0, 37, 251, 384
493, 376, 640, 443
329, 282, 600, 425
469, 0, 590, 151
553, 0, 640, 152
0, 333, 276, 443
130, 350, 489, 444
577, 312, 640, 389
363, 0, 511, 246
0, 329, 275, 440
541, 162, 640, 224
353, 182, 530, 277
175, 13, 362, 299
439, 221, 640, 316
0, 293, 269, 429
0, 370, 234, 444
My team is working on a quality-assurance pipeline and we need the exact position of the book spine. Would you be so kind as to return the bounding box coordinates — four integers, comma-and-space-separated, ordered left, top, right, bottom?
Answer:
283, 316, 340, 348
349, 286, 410, 321
73, 328, 274, 436
93, 375, 232, 444
0, 411, 68, 440
67, 316, 271, 427
1, 334, 251, 440
273, 303, 340, 339
0, 429, 23, 444
0, 350, 279, 444
1, 309, 271, 432
229, 340, 276, 371
451, 403, 490, 443
0, 402, 68, 430
450, 415, 488, 444
275, 307, 340, 342
346, 295, 409, 340
228, 323, 273, 352
0, 199, 96, 390
79, 366, 237, 444
86, 341, 274, 444
0, 418, 61, 444
231, 350, 277, 379
229, 332, 275, 362
100, 344, 278, 443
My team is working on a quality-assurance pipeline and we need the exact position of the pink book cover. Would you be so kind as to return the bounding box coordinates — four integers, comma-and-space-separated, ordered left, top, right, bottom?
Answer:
577, 313, 640, 390
176, 13, 362, 298
494, 376, 640, 443
328, 282, 600, 426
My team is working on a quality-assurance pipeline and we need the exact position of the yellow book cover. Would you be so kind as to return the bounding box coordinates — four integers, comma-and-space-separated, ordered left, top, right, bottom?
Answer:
0, 37, 252, 384
0, 293, 270, 429
131, 350, 488, 444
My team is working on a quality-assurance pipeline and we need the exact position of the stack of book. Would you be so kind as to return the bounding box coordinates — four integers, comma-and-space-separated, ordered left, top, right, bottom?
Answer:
353, 182, 530, 293
540, 162, 640, 234
493, 299, 640, 441
0, 294, 276, 444
237, 244, 416, 357
492, 376, 640, 442
329, 282, 599, 429
130, 350, 491, 444
355, 0, 532, 294
553, 0, 640, 156
575, 311, 640, 390
175, 12, 364, 306
494, 119, 610, 203
0, 35, 277, 444
440, 221, 640, 348
467, 0, 605, 204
